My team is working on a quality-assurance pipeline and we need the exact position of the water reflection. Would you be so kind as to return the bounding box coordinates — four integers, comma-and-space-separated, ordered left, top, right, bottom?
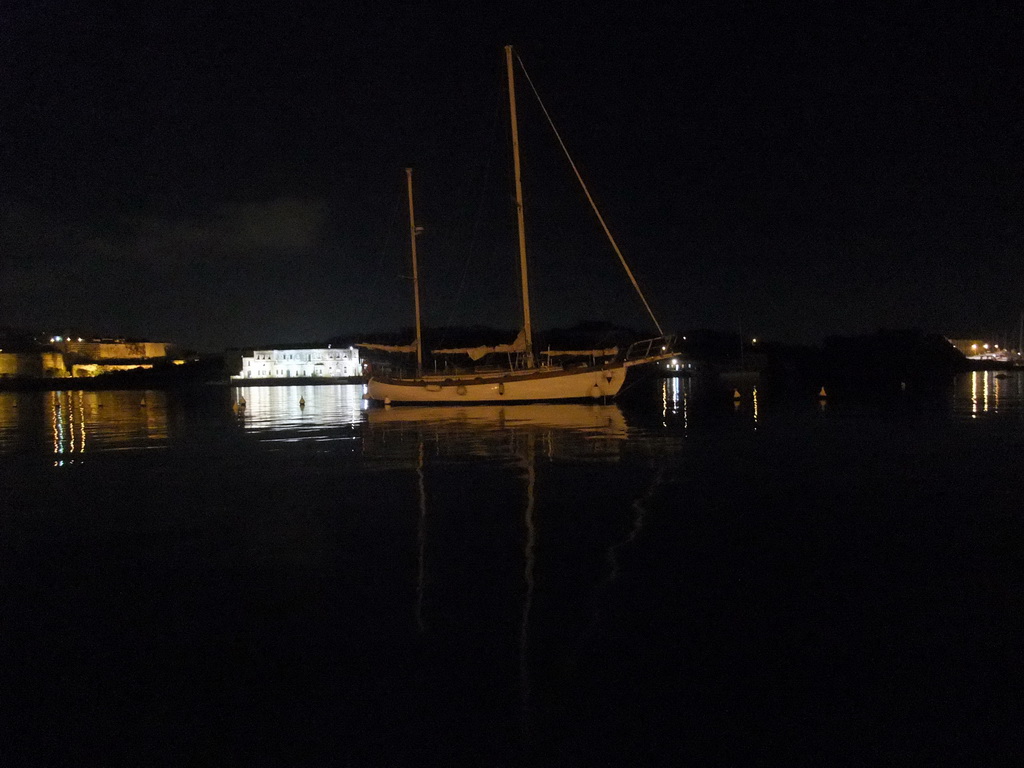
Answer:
519, 433, 538, 749
415, 441, 428, 633
959, 369, 1024, 419
660, 377, 690, 429
3, 371, 1021, 458
0, 390, 169, 457
50, 390, 86, 459
363, 403, 629, 463
399, 416, 636, 759
232, 384, 365, 440
2, 387, 631, 458
7, 375, 1023, 763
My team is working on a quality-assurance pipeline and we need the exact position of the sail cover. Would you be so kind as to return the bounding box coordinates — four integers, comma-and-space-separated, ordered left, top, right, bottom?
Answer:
432, 330, 527, 361
357, 342, 419, 353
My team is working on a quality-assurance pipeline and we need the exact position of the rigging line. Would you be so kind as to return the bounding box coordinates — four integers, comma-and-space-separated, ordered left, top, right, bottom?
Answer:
414, 160, 488, 348
356, 197, 404, 332
417, 92, 505, 294
442, 97, 504, 330
514, 51, 665, 337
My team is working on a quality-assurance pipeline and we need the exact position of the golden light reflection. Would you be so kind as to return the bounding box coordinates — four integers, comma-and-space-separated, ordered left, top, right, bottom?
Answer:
78, 392, 86, 453
50, 391, 89, 465
967, 370, 1009, 418
41, 390, 169, 461
753, 387, 759, 428
683, 385, 688, 431
51, 391, 59, 455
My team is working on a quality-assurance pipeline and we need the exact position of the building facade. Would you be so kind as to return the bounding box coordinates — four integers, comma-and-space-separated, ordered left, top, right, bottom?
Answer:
0, 351, 68, 378
236, 347, 361, 379
0, 336, 174, 379
58, 340, 169, 360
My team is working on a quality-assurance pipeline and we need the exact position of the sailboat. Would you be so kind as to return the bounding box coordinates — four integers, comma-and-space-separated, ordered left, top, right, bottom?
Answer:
363, 46, 675, 404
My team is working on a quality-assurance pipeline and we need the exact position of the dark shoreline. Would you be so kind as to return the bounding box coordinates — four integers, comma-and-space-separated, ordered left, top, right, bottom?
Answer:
0, 376, 363, 392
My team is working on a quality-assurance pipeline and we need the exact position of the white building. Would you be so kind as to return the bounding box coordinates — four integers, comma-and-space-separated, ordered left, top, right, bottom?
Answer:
235, 347, 361, 379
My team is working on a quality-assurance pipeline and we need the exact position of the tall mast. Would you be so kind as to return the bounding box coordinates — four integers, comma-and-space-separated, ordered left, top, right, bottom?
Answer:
505, 44, 535, 369
406, 167, 424, 376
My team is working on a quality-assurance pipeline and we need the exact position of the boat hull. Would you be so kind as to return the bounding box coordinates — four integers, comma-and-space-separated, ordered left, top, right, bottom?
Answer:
367, 365, 627, 404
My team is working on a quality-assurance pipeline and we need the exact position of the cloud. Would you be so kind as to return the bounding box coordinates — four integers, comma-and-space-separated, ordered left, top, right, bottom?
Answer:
1, 197, 331, 267
0, 204, 86, 263
121, 198, 331, 266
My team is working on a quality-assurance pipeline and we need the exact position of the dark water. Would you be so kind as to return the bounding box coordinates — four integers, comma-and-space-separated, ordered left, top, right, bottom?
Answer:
2, 373, 1021, 766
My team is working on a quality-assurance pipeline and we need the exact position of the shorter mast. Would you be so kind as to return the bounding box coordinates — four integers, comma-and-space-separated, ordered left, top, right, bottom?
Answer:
506, 44, 535, 369
1018, 311, 1023, 361
406, 168, 424, 376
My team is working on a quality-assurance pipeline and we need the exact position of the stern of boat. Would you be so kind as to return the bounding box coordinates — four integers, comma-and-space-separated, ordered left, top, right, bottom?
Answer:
623, 335, 677, 367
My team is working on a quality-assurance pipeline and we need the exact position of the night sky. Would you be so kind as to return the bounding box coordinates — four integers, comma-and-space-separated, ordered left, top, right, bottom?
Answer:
3, 2, 1022, 350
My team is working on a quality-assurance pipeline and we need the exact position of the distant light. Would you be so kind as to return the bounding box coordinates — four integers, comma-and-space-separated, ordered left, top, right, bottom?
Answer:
983, 343, 990, 350
682, 336, 687, 341
77, 337, 83, 342
55, 335, 63, 342
671, 358, 678, 366
971, 344, 978, 350
752, 338, 758, 344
